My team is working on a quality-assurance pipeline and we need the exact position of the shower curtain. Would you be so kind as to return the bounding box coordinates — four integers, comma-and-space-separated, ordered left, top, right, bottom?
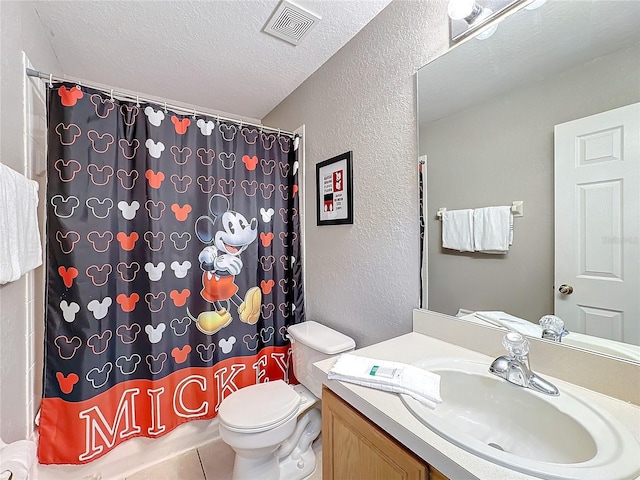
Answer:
39, 83, 304, 464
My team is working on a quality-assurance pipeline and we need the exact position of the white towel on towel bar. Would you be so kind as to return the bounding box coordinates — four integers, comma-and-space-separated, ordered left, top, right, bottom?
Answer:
473, 206, 512, 253
0, 163, 42, 284
328, 354, 442, 409
441, 209, 475, 252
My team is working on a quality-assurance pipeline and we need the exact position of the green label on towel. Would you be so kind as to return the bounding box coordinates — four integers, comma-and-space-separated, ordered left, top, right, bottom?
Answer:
369, 365, 396, 378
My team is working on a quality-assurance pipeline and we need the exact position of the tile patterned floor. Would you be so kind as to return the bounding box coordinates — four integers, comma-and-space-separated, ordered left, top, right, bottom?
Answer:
126, 437, 322, 480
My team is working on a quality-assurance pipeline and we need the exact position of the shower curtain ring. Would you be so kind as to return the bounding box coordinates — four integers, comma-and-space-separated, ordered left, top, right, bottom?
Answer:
136, 95, 140, 108
48, 74, 53, 88
192, 108, 197, 120
164, 102, 168, 114
110, 89, 114, 102
277, 129, 281, 137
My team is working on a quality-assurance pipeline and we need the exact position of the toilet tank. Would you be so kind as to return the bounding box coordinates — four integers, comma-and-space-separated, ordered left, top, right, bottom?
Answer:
287, 321, 355, 398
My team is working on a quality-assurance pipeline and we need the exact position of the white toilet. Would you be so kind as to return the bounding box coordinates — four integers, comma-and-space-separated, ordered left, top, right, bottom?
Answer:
218, 321, 355, 480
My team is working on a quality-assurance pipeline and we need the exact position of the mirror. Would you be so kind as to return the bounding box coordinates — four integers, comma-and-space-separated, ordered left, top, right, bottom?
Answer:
418, 0, 640, 362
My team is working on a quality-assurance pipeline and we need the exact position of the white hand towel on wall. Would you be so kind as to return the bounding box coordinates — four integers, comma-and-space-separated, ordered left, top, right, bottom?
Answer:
0, 163, 42, 284
441, 209, 475, 252
473, 206, 512, 253
328, 353, 442, 408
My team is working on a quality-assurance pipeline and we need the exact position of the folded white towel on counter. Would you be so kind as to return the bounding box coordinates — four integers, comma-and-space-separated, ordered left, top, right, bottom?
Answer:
473, 206, 512, 253
441, 209, 474, 252
0, 439, 36, 480
328, 354, 442, 409
475, 311, 542, 337
0, 163, 42, 284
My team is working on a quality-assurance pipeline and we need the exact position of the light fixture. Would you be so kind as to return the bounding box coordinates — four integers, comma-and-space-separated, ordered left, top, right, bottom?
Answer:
447, 0, 527, 44
447, 0, 491, 24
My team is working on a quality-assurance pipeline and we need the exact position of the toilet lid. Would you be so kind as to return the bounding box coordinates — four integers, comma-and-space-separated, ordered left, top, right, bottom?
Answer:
219, 380, 301, 433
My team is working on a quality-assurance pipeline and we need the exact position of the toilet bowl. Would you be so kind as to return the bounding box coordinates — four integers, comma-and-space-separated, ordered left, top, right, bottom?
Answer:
218, 321, 355, 480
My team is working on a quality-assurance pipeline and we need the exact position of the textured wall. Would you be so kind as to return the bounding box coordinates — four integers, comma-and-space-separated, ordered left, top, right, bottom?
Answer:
264, 0, 450, 347
0, 1, 63, 442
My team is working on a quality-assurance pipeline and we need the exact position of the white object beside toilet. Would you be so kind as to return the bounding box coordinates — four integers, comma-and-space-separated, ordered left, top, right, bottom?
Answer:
218, 321, 355, 480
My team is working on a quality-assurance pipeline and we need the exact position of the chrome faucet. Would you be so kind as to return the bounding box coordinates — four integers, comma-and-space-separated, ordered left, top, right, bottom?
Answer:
539, 315, 569, 342
489, 331, 559, 396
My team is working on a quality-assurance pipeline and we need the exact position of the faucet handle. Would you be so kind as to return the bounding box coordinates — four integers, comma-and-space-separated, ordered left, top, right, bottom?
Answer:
502, 331, 529, 357
539, 315, 567, 336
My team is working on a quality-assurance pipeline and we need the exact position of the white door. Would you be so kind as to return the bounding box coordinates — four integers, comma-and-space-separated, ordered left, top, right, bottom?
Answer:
555, 103, 640, 346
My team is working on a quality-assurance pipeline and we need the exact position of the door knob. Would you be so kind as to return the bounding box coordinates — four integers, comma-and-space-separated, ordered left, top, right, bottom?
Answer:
558, 284, 574, 295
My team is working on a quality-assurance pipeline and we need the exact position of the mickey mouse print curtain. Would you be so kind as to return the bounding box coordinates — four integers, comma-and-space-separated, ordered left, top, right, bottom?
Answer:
39, 83, 304, 464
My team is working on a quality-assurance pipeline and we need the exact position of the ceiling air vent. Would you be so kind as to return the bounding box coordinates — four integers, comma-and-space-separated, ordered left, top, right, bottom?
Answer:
263, 0, 321, 46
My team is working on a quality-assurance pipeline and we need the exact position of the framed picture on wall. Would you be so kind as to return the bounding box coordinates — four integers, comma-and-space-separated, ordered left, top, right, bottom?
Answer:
316, 151, 353, 226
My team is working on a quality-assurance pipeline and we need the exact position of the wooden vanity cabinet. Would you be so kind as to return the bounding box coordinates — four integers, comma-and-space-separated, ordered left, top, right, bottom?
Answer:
322, 387, 449, 480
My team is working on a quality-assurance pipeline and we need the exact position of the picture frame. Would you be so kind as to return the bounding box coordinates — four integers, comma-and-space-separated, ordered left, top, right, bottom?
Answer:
316, 151, 353, 226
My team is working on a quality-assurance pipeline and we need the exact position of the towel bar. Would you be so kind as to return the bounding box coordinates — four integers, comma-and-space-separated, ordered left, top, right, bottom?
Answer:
436, 201, 524, 219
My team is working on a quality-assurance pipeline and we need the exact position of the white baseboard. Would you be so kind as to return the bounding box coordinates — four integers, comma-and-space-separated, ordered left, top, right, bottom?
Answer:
31, 418, 220, 480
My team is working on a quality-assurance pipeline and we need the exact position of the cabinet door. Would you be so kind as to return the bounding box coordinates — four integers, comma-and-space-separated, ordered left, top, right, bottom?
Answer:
428, 466, 449, 480
322, 387, 428, 480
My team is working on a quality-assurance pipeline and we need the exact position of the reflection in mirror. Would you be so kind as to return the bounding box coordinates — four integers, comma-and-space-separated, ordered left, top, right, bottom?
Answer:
418, 0, 640, 362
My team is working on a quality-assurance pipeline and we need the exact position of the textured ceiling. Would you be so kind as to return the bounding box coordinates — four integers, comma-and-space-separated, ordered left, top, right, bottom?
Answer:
33, 0, 392, 120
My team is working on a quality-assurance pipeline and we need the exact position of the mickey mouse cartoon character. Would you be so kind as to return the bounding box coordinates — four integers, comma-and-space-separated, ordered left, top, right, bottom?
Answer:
192, 194, 261, 335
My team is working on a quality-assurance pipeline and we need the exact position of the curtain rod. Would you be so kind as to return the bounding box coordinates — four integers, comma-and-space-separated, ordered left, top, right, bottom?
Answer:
25, 68, 298, 138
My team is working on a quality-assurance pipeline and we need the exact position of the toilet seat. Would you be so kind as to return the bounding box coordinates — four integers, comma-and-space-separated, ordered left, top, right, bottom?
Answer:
219, 380, 301, 433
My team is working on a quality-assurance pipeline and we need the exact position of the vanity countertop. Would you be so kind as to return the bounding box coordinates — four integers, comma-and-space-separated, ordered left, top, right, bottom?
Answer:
313, 332, 640, 480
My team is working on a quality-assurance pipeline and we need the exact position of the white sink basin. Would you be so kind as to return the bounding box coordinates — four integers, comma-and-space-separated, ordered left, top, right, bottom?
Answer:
401, 358, 640, 480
